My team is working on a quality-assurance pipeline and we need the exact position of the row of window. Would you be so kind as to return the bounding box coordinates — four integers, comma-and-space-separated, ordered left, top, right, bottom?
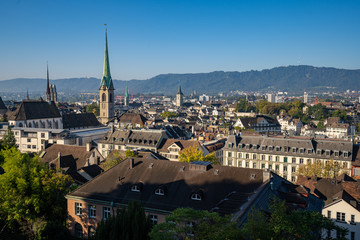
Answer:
227, 152, 349, 168
229, 143, 349, 158
75, 202, 111, 220
327, 210, 356, 224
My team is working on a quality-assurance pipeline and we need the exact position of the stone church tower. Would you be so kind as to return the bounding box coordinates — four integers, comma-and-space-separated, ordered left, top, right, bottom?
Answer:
176, 81, 183, 107
99, 27, 114, 124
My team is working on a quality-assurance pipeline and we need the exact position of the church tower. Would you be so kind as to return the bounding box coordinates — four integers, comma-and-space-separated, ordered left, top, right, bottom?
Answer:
124, 83, 129, 106
46, 62, 51, 102
176, 81, 183, 107
99, 26, 115, 124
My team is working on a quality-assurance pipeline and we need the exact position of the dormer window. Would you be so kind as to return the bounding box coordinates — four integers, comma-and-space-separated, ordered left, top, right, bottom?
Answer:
307, 149, 312, 154
262, 146, 266, 151
191, 190, 203, 201
325, 150, 330, 156
317, 149, 322, 155
334, 151, 339, 157
131, 183, 143, 192
275, 146, 280, 152
344, 152, 348, 158
191, 193, 202, 201
292, 147, 297, 153
238, 144, 243, 149
246, 144, 250, 150
155, 185, 167, 196
284, 146, 288, 152
149, 140, 152, 144
299, 148, 304, 154
268, 146, 273, 151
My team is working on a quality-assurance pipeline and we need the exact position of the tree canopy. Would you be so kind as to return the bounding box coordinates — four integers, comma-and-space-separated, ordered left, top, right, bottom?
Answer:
0, 148, 72, 239
242, 198, 348, 240
92, 200, 151, 240
0, 126, 16, 150
86, 104, 100, 116
297, 159, 344, 178
161, 111, 178, 119
149, 208, 242, 240
178, 145, 219, 164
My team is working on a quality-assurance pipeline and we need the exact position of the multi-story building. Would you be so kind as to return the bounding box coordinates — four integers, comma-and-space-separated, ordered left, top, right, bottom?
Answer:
66, 158, 322, 238
97, 128, 168, 158
233, 115, 281, 134
277, 115, 303, 135
297, 175, 360, 240
223, 135, 354, 182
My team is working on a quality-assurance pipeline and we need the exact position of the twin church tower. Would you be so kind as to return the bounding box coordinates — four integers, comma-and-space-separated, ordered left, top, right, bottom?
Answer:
99, 27, 183, 124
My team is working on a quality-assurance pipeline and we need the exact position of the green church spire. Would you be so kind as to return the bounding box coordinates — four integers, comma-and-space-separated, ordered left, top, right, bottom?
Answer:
177, 80, 183, 95
100, 25, 114, 89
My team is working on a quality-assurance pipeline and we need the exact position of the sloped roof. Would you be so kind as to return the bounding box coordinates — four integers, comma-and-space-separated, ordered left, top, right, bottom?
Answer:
62, 113, 100, 129
67, 158, 265, 214
8, 99, 60, 120
118, 112, 147, 125
41, 144, 94, 170
0, 97, 6, 110
157, 139, 201, 153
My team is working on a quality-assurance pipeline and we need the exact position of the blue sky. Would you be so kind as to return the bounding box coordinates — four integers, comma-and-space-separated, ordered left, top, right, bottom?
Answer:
0, 0, 359, 81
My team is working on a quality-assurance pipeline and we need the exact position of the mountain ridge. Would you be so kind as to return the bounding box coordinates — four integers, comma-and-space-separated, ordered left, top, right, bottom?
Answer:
1, 65, 359, 95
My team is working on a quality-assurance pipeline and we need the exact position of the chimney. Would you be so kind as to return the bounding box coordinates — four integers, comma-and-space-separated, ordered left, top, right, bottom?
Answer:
86, 142, 91, 152
129, 158, 134, 169
58, 152, 61, 168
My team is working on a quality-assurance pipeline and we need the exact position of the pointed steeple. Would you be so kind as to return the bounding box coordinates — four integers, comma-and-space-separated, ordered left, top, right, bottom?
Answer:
100, 25, 114, 89
46, 62, 51, 101
125, 82, 128, 98
177, 80, 183, 95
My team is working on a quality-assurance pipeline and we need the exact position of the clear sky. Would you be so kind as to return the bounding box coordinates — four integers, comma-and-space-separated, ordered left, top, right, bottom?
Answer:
0, 0, 359, 81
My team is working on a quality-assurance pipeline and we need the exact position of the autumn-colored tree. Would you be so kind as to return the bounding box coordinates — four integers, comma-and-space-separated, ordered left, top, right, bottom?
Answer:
297, 159, 343, 178
178, 144, 218, 164
86, 104, 100, 116
104, 150, 124, 170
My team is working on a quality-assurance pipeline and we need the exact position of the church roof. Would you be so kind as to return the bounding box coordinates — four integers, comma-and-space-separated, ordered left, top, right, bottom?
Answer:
8, 99, 61, 121
0, 97, 6, 110
99, 28, 114, 90
62, 113, 101, 129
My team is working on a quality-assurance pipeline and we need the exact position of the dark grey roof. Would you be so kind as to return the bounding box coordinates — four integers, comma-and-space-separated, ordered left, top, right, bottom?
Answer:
8, 99, 60, 120
62, 113, 100, 129
67, 158, 265, 214
225, 135, 354, 161
0, 97, 6, 110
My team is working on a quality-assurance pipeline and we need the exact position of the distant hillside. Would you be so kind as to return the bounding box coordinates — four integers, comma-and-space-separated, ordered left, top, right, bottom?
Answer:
1, 65, 359, 95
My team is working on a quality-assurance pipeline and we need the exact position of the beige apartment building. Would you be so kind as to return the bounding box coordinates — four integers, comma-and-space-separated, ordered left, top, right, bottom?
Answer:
223, 135, 354, 182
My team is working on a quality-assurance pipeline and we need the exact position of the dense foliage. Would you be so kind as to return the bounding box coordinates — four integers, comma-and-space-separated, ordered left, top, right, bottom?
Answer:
149, 208, 242, 240
86, 104, 100, 116
178, 145, 218, 164
92, 201, 151, 240
0, 148, 72, 239
161, 111, 178, 119
242, 198, 348, 240
297, 159, 345, 178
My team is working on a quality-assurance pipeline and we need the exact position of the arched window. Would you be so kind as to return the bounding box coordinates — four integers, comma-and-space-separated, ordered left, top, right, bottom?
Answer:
190, 190, 203, 201
28, 122, 32, 128
109, 93, 113, 103
74, 223, 83, 238
102, 93, 106, 102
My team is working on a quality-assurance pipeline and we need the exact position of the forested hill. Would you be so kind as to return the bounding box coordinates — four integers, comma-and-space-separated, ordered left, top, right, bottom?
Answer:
1, 65, 359, 95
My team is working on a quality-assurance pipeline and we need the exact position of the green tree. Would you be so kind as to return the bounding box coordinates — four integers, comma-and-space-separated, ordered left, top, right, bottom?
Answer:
86, 104, 100, 116
178, 145, 219, 164
308, 104, 329, 120
0, 148, 72, 239
92, 200, 151, 240
125, 149, 138, 158
161, 111, 178, 118
242, 198, 348, 240
1, 126, 16, 149
104, 150, 124, 170
149, 208, 243, 240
